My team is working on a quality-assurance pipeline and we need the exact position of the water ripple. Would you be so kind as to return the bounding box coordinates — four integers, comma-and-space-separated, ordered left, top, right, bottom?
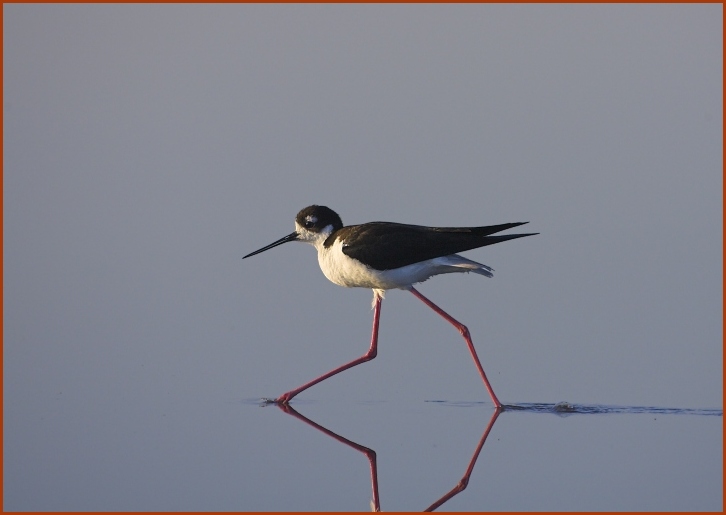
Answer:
425, 400, 723, 417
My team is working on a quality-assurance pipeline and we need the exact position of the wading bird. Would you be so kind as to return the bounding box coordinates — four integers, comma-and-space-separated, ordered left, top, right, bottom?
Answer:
243, 205, 536, 407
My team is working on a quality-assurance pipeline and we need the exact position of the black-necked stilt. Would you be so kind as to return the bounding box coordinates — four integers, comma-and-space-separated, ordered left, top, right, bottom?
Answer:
243, 205, 537, 407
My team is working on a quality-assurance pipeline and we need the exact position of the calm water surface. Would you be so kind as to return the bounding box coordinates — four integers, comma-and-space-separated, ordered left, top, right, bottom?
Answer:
4, 385, 722, 511
245, 399, 722, 511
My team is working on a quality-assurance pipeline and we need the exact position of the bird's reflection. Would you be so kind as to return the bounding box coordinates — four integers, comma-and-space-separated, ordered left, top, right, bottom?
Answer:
275, 403, 502, 511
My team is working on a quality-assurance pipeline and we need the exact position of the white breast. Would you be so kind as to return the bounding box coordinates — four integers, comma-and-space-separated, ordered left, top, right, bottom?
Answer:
316, 239, 393, 289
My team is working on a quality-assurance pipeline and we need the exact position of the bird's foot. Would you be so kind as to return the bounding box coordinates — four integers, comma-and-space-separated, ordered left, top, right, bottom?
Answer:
260, 392, 295, 405
275, 392, 294, 404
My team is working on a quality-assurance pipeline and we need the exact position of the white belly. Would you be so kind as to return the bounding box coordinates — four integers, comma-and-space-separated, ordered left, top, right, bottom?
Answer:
315, 239, 493, 291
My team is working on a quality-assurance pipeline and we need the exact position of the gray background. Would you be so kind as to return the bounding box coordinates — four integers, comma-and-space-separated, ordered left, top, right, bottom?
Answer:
4, 4, 722, 511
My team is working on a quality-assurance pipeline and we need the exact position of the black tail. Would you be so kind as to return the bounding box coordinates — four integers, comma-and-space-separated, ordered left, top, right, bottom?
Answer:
432, 221, 531, 236
473, 222, 531, 236
479, 232, 539, 247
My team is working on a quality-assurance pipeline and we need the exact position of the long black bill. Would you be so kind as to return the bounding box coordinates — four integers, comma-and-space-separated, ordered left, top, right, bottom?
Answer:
243, 231, 299, 259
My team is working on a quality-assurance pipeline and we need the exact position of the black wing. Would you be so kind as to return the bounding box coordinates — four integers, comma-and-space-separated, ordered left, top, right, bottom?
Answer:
337, 222, 537, 271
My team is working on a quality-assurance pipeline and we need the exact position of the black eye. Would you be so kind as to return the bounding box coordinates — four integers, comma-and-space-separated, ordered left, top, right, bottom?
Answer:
304, 220, 314, 228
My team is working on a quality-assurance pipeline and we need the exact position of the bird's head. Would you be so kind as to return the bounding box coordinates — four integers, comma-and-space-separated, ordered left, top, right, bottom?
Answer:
243, 205, 343, 259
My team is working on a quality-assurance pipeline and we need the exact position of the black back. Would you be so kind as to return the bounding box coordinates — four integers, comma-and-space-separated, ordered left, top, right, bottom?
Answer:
333, 221, 536, 271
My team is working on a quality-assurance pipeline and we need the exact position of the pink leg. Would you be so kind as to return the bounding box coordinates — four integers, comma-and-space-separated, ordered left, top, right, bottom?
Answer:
409, 286, 502, 408
275, 294, 382, 404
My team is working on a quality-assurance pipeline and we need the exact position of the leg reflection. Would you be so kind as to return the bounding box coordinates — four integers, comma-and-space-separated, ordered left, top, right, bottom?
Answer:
276, 403, 380, 511
424, 407, 502, 511
275, 404, 503, 512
